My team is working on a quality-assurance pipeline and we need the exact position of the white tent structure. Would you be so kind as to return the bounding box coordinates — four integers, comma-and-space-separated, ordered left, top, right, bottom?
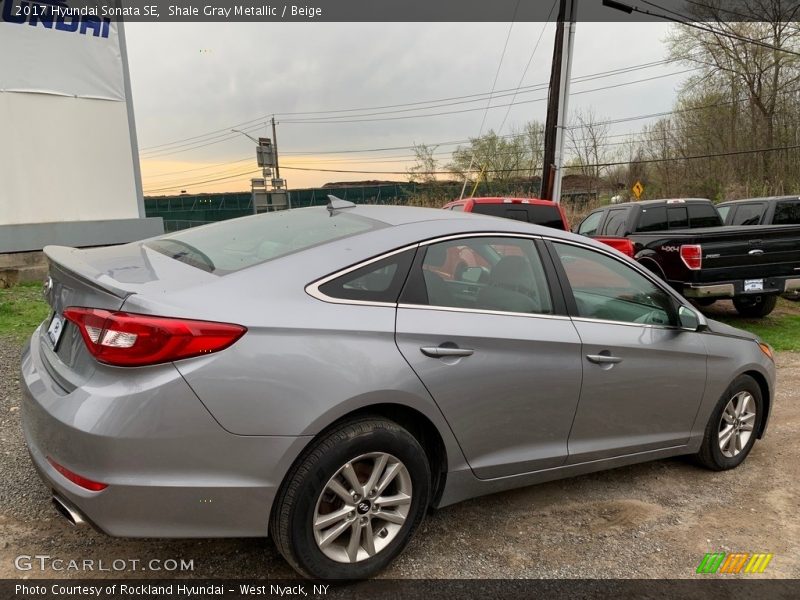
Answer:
0, 6, 162, 253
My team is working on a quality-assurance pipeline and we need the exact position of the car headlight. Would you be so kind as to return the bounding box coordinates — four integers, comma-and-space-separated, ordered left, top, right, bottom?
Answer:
757, 341, 774, 361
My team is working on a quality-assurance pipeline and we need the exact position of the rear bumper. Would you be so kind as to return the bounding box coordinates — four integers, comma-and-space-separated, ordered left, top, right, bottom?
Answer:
683, 276, 800, 299
20, 328, 310, 538
683, 283, 735, 299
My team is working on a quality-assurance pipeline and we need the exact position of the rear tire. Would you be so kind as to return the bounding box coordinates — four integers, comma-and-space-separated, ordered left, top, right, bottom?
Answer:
695, 374, 762, 471
270, 417, 431, 580
732, 295, 777, 317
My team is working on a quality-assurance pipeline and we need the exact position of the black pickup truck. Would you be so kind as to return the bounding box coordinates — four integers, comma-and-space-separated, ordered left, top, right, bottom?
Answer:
575, 198, 800, 317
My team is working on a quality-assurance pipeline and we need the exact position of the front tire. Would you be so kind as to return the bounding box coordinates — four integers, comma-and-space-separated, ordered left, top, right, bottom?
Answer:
270, 417, 431, 580
696, 375, 762, 471
733, 295, 777, 317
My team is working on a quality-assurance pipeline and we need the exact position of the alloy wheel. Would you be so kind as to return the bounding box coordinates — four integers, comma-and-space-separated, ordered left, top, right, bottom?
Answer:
312, 452, 412, 563
718, 391, 757, 458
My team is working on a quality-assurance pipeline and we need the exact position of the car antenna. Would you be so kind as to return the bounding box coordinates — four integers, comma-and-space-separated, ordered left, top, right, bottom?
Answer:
327, 195, 356, 214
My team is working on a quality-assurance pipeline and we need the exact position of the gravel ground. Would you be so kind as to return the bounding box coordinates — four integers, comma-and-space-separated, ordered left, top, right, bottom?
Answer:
1, 335, 798, 579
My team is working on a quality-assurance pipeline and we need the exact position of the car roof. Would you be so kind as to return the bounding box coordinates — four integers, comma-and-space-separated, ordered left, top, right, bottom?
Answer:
449, 196, 554, 206
608, 198, 711, 208
717, 195, 800, 205
320, 203, 589, 242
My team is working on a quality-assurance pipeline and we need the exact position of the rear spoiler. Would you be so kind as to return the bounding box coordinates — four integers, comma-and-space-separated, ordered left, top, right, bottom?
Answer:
44, 245, 134, 300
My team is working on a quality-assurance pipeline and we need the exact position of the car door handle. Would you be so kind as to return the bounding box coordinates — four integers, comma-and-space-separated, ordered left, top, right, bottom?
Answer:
420, 346, 474, 358
586, 354, 623, 364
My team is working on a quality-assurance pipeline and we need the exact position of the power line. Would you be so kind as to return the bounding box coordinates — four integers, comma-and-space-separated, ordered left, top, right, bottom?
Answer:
140, 123, 265, 159
280, 69, 697, 124
616, 0, 800, 58
137, 56, 690, 155
144, 157, 253, 179
497, 0, 557, 135
143, 168, 260, 194
138, 117, 267, 152
144, 82, 800, 185
273, 143, 800, 175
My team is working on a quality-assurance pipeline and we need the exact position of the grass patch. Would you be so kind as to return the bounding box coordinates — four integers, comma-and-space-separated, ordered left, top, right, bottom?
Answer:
711, 298, 800, 352
0, 283, 49, 341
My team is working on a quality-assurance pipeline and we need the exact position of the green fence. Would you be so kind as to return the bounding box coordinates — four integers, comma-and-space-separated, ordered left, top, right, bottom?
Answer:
144, 193, 253, 232
144, 181, 547, 231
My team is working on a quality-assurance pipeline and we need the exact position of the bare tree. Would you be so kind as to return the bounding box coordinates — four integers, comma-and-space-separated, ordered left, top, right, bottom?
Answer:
407, 143, 440, 184
667, 1, 800, 187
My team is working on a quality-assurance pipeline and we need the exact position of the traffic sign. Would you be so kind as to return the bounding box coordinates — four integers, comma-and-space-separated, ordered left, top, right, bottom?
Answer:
632, 180, 644, 200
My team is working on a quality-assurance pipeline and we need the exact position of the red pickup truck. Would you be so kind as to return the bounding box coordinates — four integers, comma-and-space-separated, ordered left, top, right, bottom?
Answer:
442, 197, 569, 230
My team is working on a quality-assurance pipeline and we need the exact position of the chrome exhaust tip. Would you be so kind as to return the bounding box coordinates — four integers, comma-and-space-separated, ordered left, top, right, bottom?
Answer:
52, 494, 86, 527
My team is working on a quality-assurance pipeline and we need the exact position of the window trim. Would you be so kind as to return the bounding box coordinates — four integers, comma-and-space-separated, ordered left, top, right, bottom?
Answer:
400, 233, 566, 318
541, 236, 688, 331
305, 231, 695, 330
305, 243, 418, 307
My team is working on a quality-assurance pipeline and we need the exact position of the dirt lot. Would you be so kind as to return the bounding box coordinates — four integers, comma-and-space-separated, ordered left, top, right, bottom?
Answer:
1, 336, 798, 579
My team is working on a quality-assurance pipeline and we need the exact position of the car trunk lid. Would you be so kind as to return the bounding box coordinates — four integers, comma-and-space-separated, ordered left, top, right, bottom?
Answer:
39, 243, 217, 388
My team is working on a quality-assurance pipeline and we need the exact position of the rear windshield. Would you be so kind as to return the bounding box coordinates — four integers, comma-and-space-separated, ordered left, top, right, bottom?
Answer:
470, 203, 565, 230
145, 208, 383, 274
688, 203, 722, 228
637, 206, 667, 232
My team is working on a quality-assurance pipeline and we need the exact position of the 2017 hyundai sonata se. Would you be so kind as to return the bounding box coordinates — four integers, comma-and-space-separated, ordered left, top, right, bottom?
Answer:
21, 199, 775, 579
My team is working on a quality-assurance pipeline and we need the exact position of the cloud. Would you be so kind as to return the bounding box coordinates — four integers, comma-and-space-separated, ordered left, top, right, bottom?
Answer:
127, 21, 676, 192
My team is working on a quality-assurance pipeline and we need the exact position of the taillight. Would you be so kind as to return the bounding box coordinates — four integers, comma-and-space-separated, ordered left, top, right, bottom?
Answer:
680, 244, 702, 270
63, 307, 246, 367
47, 456, 108, 492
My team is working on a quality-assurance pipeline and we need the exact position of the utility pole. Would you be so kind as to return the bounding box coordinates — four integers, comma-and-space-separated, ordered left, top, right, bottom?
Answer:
541, 0, 577, 203
271, 115, 281, 180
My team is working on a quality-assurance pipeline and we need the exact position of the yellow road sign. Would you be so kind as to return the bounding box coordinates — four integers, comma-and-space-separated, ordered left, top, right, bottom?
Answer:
632, 181, 644, 200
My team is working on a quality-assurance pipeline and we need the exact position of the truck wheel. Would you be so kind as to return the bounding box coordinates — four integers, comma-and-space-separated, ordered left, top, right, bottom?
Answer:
732, 295, 777, 318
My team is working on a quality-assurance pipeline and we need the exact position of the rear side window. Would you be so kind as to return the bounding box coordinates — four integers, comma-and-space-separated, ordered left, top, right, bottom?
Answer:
688, 203, 722, 228
730, 203, 764, 225
603, 209, 628, 236
774, 201, 800, 225
317, 249, 415, 304
470, 203, 565, 229
577, 211, 603, 236
667, 206, 689, 229
145, 208, 382, 274
637, 206, 667, 232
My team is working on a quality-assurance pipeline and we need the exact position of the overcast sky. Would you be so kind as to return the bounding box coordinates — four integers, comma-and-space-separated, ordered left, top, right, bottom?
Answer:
126, 21, 679, 194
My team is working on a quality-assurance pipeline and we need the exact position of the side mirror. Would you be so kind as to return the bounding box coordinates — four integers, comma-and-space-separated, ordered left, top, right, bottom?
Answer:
678, 305, 707, 331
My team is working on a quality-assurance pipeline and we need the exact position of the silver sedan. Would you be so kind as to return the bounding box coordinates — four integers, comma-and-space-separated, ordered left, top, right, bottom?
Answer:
21, 199, 775, 579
